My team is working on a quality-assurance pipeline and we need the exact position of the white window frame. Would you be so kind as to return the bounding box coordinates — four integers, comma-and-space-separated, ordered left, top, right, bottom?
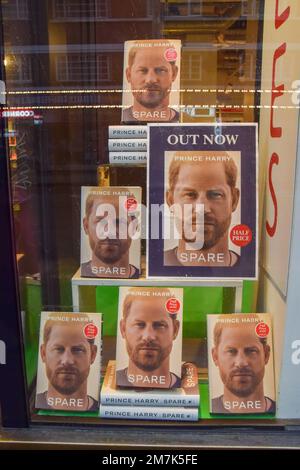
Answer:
181, 53, 202, 82
146, 0, 153, 17
56, 54, 111, 82
52, 0, 109, 20
96, 54, 111, 82
241, 0, 258, 18
2, 0, 29, 20
166, 1, 203, 17
7, 55, 32, 83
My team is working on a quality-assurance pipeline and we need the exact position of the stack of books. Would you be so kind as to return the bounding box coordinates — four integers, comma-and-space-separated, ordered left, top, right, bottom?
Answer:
99, 361, 200, 421
108, 125, 147, 164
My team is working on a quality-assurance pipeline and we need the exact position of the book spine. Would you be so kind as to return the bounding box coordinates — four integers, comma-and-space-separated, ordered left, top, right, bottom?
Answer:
109, 152, 147, 164
108, 139, 147, 152
100, 393, 199, 408
99, 405, 198, 421
109, 126, 148, 139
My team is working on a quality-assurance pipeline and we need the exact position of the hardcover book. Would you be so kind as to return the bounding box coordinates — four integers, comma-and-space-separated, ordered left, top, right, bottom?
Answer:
116, 286, 183, 389
35, 312, 102, 412
99, 404, 198, 421
147, 123, 258, 280
80, 186, 142, 279
109, 152, 147, 165
108, 125, 148, 139
101, 360, 199, 407
108, 139, 147, 152
121, 39, 181, 124
207, 313, 276, 415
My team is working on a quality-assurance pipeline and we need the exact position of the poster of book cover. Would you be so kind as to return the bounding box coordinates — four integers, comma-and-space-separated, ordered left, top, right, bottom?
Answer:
147, 123, 258, 280
116, 286, 183, 389
35, 312, 102, 412
121, 39, 181, 124
80, 186, 142, 279
207, 313, 276, 415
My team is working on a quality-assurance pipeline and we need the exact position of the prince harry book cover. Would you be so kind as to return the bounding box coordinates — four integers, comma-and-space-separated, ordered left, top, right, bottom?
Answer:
147, 123, 258, 280
80, 186, 142, 279
122, 39, 181, 124
116, 286, 183, 389
35, 312, 102, 412
207, 313, 276, 415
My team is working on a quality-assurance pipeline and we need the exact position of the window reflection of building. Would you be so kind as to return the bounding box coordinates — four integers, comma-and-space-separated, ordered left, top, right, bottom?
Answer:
52, 0, 109, 19
5, 55, 32, 83
146, 0, 153, 17
181, 53, 202, 82
1, 0, 262, 305
241, 0, 258, 19
56, 54, 111, 82
2, 0, 29, 20
165, 1, 203, 17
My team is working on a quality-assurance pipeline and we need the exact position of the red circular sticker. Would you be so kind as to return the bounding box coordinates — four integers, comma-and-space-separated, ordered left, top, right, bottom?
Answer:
255, 322, 269, 338
164, 47, 177, 62
166, 298, 181, 314
84, 323, 98, 339
230, 224, 253, 247
125, 197, 138, 212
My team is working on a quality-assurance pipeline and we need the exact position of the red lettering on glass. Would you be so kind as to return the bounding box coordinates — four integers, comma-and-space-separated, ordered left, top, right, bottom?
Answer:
275, 0, 290, 29
266, 153, 279, 237
271, 43, 286, 138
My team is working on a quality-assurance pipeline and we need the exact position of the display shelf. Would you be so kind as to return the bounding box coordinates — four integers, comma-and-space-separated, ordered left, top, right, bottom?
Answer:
71, 258, 244, 312
32, 338, 276, 427
3, 421, 297, 453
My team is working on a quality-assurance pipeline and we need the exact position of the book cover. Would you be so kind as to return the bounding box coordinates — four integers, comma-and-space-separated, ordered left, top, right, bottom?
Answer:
97, 165, 147, 206
101, 360, 199, 407
35, 312, 102, 412
109, 152, 147, 165
99, 404, 198, 421
147, 123, 258, 280
116, 286, 183, 389
121, 39, 181, 124
80, 186, 142, 279
109, 125, 148, 139
207, 313, 276, 415
108, 139, 147, 152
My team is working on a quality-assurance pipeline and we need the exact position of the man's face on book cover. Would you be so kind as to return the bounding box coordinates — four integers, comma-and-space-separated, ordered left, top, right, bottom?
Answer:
126, 47, 178, 109
41, 323, 97, 395
212, 325, 270, 398
167, 160, 239, 248
120, 296, 179, 372
83, 195, 133, 264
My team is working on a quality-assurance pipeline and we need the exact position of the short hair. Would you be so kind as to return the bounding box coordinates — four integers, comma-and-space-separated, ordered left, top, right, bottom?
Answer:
122, 287, 178, 323
43, 312, 96, 346
85, 190, 138, 219
168, 152, 238, 195
127, 41, 177, 69
213, 314, 269, 349
85, 193, 98, 219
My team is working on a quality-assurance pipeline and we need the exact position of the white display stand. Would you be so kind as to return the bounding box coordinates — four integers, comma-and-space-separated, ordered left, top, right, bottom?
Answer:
71, 267, 243, 313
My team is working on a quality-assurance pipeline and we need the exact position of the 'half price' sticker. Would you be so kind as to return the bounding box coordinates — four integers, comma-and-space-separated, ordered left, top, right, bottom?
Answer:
165, 298, 181, 314
230, 224, 252, 247
84, 323, 99, 339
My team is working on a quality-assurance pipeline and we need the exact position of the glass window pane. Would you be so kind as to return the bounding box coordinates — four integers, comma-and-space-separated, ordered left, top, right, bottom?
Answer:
1, 0, 272, 426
